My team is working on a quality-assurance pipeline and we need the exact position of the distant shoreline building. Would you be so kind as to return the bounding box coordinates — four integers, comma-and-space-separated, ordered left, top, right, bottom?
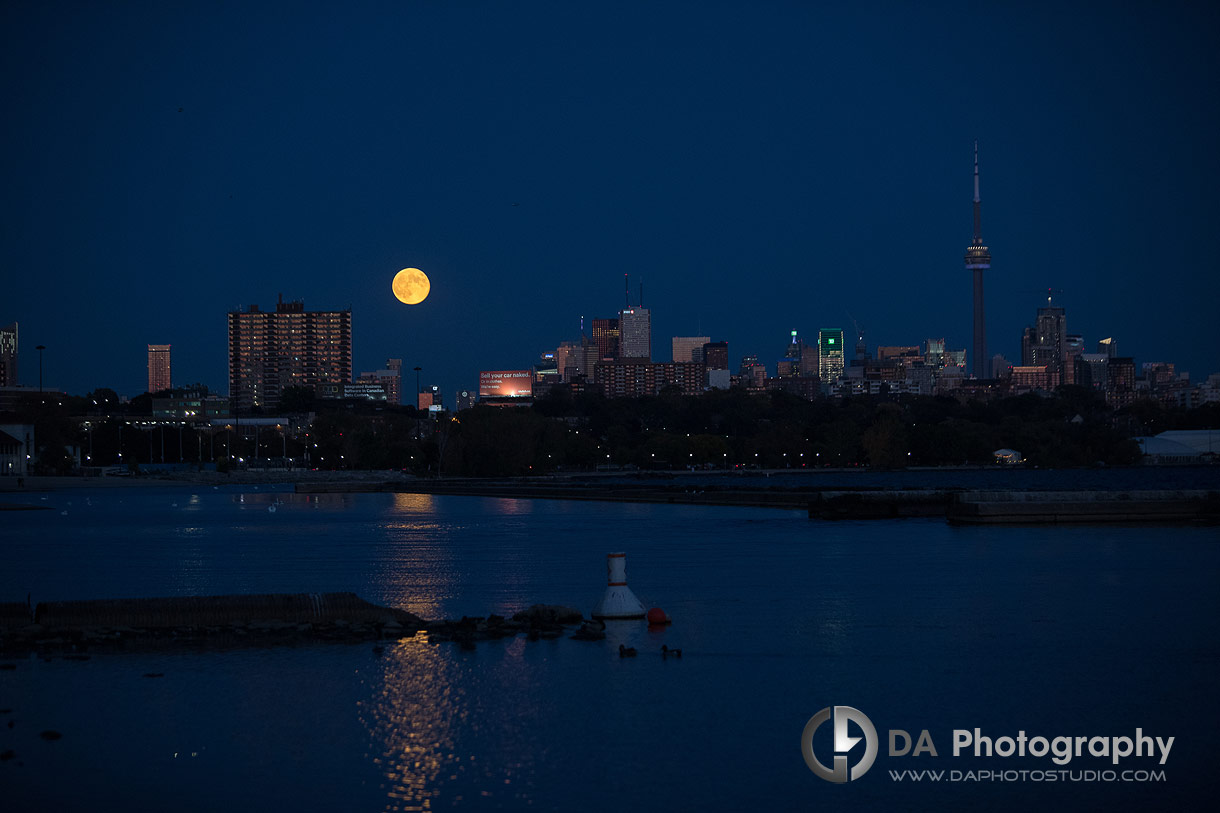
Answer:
147, 344, 172, 394
227, 296, 352, 412
0, 322, 16, 387
356, 358, 403, 405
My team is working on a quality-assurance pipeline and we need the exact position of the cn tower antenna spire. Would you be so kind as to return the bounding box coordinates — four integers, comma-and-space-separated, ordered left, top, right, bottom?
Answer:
972, 140, 983, 242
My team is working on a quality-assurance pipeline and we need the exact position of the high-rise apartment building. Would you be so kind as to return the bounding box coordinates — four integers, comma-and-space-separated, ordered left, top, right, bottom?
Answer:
0, 322, 16, 387
595, 360, 703, 398
228, 297, 352, 411
1097, 337, 1118, 358
818, 328, 845, 382
147, 344, 172, 394
672, 336, 710, 364
619, 308, 652, 360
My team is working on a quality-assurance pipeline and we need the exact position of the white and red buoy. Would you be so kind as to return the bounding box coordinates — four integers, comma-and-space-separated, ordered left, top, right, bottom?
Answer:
592, 552, 646, 620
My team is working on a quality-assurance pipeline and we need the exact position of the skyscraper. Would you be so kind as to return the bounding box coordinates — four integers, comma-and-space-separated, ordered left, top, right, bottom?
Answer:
818, 328, 845, 382
147, 344, 172, 394
619, 307, 652, 360
702, 341, 729, 370
1021, 296, 1067, 382
964, 142, 991, 379
0, 322, 16, 387
672, 336, 710, 364
591, 318, 620, 361
228, 297, 352, 411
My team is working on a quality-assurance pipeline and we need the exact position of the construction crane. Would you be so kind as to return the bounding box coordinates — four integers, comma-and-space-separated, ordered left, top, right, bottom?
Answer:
846, 312, 866, 359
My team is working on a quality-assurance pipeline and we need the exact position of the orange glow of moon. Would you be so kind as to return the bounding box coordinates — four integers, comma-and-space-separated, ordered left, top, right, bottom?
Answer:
392, 267, 431, 305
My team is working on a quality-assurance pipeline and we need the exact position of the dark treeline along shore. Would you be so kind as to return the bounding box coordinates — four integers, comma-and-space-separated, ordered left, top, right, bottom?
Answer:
292, 387, 1213, 476
11, 385, 1218, 478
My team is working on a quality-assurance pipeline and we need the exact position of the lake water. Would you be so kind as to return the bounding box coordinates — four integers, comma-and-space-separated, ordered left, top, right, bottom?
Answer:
1, 484, 1217, 810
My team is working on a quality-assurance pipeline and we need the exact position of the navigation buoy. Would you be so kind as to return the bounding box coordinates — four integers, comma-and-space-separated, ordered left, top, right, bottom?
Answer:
592, 553, 646, 620
647, 607, 671, 625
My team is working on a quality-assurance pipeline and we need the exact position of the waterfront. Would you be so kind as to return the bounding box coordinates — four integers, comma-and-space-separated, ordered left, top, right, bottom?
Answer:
1, 484, 1217, 810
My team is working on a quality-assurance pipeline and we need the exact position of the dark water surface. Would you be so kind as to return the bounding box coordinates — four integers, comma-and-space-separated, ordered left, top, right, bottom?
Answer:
1, 485, 1217, 810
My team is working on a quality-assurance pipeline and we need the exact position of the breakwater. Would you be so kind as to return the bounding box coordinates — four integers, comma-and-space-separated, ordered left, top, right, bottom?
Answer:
296, 480, 1220, 524
0, 592, 425, 655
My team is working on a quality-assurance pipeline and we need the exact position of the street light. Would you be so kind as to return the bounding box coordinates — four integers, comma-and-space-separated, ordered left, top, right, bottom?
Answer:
413, 366, 422, 440
34, 344, 46, 394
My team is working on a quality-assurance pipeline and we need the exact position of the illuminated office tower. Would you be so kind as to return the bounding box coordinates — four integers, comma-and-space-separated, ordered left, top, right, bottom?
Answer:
672, 336, 710, 364
619, 307, 652, 360
702, 342, 729, 370
147, 344, 172, 393
591, 318, 620, 361
1020, 296, 1067, 381
818, 328, 845, 382
739, 355, 766, 388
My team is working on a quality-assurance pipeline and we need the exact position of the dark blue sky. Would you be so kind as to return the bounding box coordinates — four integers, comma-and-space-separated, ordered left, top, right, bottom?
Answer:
4, 1, 1217, 401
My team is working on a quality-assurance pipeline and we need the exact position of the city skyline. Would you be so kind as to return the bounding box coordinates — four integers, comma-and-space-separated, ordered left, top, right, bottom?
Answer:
3, 2, 1217, 400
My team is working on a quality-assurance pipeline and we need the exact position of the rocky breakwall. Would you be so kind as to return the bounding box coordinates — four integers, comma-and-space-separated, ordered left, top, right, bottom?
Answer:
1, 592, 426, 655
808, 489, 955, 519
948, 490, 1220, 525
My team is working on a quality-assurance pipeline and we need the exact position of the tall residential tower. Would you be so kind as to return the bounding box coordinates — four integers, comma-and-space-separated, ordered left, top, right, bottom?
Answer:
0, 323, 16, 386
147, 344, 172, 393
964, 142, 991, 379
227, 296, 352, 412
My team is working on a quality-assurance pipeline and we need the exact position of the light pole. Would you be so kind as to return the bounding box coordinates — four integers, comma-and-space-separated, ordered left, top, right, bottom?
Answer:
413, 366, 422, 440
36, 345, 45, 398
33, 344, 45, 469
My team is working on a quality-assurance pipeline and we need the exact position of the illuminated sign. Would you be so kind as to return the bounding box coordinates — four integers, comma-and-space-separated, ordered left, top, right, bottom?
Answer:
479, 370, 533, 398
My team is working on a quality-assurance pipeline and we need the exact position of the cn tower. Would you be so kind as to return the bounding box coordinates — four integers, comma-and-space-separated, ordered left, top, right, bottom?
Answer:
964, 142, 991, 379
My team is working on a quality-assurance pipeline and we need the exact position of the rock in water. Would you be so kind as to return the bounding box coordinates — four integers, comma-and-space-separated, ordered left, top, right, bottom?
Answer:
511, 604, 583, 625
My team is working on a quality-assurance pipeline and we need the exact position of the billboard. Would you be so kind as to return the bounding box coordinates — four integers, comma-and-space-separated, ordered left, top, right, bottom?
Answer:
479, 370, 533, 398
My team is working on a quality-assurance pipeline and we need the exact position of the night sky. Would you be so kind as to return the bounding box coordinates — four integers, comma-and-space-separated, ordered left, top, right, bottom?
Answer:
3, 1, 1218, 402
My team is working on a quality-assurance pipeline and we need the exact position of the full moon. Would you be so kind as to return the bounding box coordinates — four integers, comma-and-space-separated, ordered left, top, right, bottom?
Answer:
392, 267, 430, 305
